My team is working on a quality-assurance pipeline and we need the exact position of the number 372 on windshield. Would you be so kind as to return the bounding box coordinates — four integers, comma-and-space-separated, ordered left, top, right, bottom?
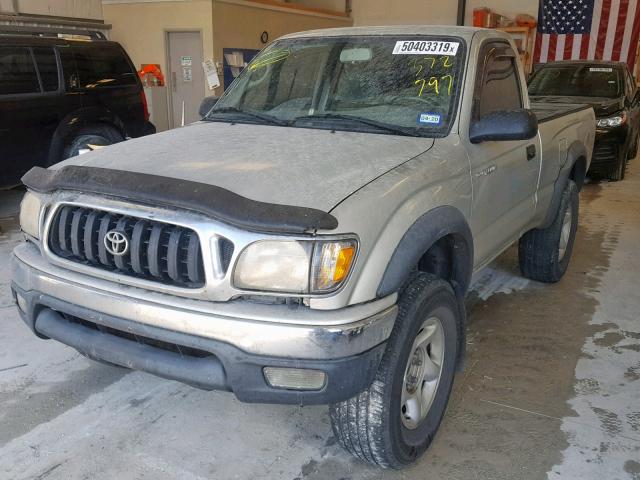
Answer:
393, 40, 460, 56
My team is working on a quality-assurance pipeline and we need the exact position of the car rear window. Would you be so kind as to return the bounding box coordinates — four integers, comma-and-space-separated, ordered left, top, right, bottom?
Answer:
529, 64, 623, 98
0, 46, 40, 95
73, 46, 137, 88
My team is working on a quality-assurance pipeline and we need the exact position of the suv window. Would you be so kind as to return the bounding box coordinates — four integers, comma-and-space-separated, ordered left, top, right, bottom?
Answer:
0, 46, 40, 95
32, 46, 59, 92
476, 43, 522, 118
73, 46, 137, 88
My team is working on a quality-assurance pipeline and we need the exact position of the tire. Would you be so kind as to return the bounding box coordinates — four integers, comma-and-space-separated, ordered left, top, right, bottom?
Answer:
329, 273, 461, 469
609, 149, 627, 181
519, 180, 578, 283
627, 132, 638, 160
62, 126, 124, 161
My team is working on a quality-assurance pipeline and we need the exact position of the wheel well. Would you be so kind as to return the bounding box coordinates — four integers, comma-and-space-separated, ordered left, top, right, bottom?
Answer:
64, 122, 125, 143
569, 155, 587, 190
49, 121, 125, 165
416, 234, 470, 298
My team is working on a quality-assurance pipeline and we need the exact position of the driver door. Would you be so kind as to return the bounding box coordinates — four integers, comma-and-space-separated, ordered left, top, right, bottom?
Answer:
463, 41, 541, 267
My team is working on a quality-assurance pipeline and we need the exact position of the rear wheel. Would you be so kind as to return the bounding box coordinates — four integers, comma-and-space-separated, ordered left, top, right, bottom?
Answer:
519, 180, 579, 282
329, 273, 460, 468
62, 126, 124, 160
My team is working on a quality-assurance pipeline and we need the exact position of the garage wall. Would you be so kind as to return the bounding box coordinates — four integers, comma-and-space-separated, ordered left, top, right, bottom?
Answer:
0, 0, 104, 19
293, 0, 346, 12
351, 0, 538, 27
103, 0, 214, 98
212, 0, 351, 51
351, 0, 456, 26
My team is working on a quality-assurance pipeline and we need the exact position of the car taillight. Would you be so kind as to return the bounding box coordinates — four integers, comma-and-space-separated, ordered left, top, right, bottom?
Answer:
140, 90, 150, 122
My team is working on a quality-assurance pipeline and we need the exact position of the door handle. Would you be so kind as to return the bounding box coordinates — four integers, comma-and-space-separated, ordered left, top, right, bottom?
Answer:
526, 144, 536, 160
171, 72, 177, 92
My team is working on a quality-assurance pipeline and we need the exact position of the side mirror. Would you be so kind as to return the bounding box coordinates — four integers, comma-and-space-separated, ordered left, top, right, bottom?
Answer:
199, 96, 219, 118
469, 109, 538, 144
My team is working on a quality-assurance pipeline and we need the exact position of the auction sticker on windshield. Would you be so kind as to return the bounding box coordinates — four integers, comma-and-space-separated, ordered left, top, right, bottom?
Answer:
393, 40, 459, 56
589, 67, 613, 72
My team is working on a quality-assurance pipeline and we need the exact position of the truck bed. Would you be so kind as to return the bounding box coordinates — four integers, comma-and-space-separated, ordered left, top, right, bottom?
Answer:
530, 101, 592, 123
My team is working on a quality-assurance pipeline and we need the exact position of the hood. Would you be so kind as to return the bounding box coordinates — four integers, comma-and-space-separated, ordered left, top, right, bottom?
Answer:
57, 122, 434, 213
530, 95, 624, 117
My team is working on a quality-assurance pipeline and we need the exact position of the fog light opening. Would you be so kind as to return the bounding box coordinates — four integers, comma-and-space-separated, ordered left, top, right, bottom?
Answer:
263, 367, 326, 391
15, 293, 28, 314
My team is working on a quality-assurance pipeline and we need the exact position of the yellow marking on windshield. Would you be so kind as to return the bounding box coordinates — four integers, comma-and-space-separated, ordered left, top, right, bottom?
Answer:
248, 49, 291, 71
441, 75, 453, 95
428, 77, 439, 94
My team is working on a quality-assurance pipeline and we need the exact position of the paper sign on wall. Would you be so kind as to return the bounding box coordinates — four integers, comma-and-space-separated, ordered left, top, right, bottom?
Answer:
182, 66, 192, 82
181, 55, 193, 66
203, 59, 220, 90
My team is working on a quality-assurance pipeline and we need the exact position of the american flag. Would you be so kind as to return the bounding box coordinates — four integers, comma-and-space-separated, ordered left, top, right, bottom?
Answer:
533, 0, 640, 70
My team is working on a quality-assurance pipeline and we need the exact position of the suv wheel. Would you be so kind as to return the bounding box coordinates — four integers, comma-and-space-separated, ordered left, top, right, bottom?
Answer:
519, 180, 579, 283
608, 153, 626, 181
329, 273, 460, 469
627, 132, 638, 160
62, 126, 124, 160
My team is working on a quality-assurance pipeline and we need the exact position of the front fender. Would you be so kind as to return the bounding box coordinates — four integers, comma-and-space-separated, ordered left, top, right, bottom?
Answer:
377, 205, 474, 298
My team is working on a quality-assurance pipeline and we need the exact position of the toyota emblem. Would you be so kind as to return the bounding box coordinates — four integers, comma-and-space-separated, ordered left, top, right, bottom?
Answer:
104, 230, 129, 256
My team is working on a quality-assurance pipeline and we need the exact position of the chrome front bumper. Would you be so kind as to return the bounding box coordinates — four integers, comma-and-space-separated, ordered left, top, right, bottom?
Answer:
11, 242, 397, 360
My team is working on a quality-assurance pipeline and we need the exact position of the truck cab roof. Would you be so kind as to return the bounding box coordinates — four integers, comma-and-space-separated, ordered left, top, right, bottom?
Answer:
282, 25, 512, 43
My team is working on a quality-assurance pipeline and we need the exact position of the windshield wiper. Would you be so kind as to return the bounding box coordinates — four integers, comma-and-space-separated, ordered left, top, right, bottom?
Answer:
207, 107, 289, 126
292, 113, 421, 137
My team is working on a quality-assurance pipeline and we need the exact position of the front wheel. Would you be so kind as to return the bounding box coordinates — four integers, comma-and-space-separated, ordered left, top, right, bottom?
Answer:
329, 273, 461, 469
609, 148, 627, 181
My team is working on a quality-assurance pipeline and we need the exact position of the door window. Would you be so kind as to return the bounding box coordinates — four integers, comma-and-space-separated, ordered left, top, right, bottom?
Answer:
475, 43, 522, 118
0, 46, 40, 95
33, 47, 59, 92
73, 46, 137, 88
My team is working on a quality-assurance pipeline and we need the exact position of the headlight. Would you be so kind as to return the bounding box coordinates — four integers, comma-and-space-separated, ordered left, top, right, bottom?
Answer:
19, 191, 42, 239
233, 239, 357, 294
597, 113, 626, 128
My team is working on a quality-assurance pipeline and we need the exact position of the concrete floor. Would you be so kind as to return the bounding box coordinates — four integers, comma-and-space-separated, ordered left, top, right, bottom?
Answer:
0, 160, 639, 480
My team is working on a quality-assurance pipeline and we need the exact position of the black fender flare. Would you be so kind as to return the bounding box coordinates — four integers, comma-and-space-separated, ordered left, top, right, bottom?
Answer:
376, 205, 473, 371
376, 205, 474, 299
541, 140, 587, 229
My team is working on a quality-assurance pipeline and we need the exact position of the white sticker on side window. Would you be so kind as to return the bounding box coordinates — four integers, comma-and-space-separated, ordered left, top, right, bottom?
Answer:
590, 67, 613, 72
393, 40, 460, 56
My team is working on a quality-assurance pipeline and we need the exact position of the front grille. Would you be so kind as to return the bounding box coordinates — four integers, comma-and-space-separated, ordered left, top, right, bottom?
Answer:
47, 205, 224, 289
63, 314, 212, 358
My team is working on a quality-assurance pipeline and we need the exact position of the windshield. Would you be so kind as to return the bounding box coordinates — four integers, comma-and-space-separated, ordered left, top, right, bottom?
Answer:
208, 35, 466, 137
529, 64, 623, 98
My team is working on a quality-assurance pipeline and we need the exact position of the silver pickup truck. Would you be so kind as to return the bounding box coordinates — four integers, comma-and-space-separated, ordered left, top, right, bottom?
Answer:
11, 26, 595, 468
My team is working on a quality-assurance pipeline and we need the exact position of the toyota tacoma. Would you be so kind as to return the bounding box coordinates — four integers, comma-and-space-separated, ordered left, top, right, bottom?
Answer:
11, 26, 595, 468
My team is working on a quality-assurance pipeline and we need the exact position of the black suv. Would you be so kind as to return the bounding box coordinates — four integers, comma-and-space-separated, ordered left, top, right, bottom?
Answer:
529, 60, 640, 181
0, 34, 155, 188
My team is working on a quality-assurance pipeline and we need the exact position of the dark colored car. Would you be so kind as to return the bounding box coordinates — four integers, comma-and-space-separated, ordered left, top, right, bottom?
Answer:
529, 60, 640, 181
0, 34, 155, 188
